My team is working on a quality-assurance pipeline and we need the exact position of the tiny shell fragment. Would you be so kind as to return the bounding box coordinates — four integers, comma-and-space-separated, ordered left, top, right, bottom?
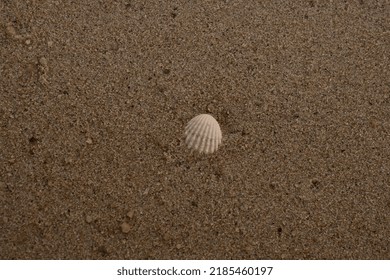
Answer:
185, 114, 222, 154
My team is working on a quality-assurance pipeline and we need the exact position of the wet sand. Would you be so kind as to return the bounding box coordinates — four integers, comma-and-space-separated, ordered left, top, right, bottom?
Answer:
1, 1, 389, 259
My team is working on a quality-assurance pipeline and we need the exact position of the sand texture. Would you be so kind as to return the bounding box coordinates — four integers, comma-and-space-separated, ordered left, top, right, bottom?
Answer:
1, 1, 389, 259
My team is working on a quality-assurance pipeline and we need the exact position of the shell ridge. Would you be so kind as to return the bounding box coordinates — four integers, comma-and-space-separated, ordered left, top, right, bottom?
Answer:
200, 122, 212, 153
193, 117, 209, 151
187, 119, 205, 150
186, 115, 206, 148
206, 122, 217, 153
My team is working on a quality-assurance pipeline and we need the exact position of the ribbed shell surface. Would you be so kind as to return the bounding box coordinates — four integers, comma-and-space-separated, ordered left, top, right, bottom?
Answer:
185, 114, 222, 154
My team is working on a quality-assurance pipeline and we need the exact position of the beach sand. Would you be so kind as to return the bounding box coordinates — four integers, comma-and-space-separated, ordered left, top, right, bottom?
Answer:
1, 0, 389, 259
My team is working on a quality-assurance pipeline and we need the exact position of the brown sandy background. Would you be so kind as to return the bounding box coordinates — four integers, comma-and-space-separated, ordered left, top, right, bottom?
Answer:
1, 0, 389, 259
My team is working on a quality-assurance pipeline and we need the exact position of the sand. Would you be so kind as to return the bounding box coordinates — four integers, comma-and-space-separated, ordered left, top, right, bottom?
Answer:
1, 0, 389, 259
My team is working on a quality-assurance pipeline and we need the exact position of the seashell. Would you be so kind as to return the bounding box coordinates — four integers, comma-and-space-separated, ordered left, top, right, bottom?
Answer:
185, 114, 222, 154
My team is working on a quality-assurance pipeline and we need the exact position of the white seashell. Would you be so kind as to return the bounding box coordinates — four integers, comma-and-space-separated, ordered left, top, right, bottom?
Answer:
185, 114, 222, 154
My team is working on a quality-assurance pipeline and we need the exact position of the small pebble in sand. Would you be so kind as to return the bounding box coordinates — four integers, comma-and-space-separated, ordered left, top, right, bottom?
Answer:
39, 57, 48, 68
126, 210, 134, 219
206, 101, 216, 113
6, 24, 17, 37
86, 138, 93, 144
121, 222, 131, 233
85, 215, 93, 223
38, 57, 49, 86
142, 188, 149, 196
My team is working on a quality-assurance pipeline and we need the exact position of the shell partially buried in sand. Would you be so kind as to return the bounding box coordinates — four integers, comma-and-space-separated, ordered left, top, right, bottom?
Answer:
185, 114, 222, 154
